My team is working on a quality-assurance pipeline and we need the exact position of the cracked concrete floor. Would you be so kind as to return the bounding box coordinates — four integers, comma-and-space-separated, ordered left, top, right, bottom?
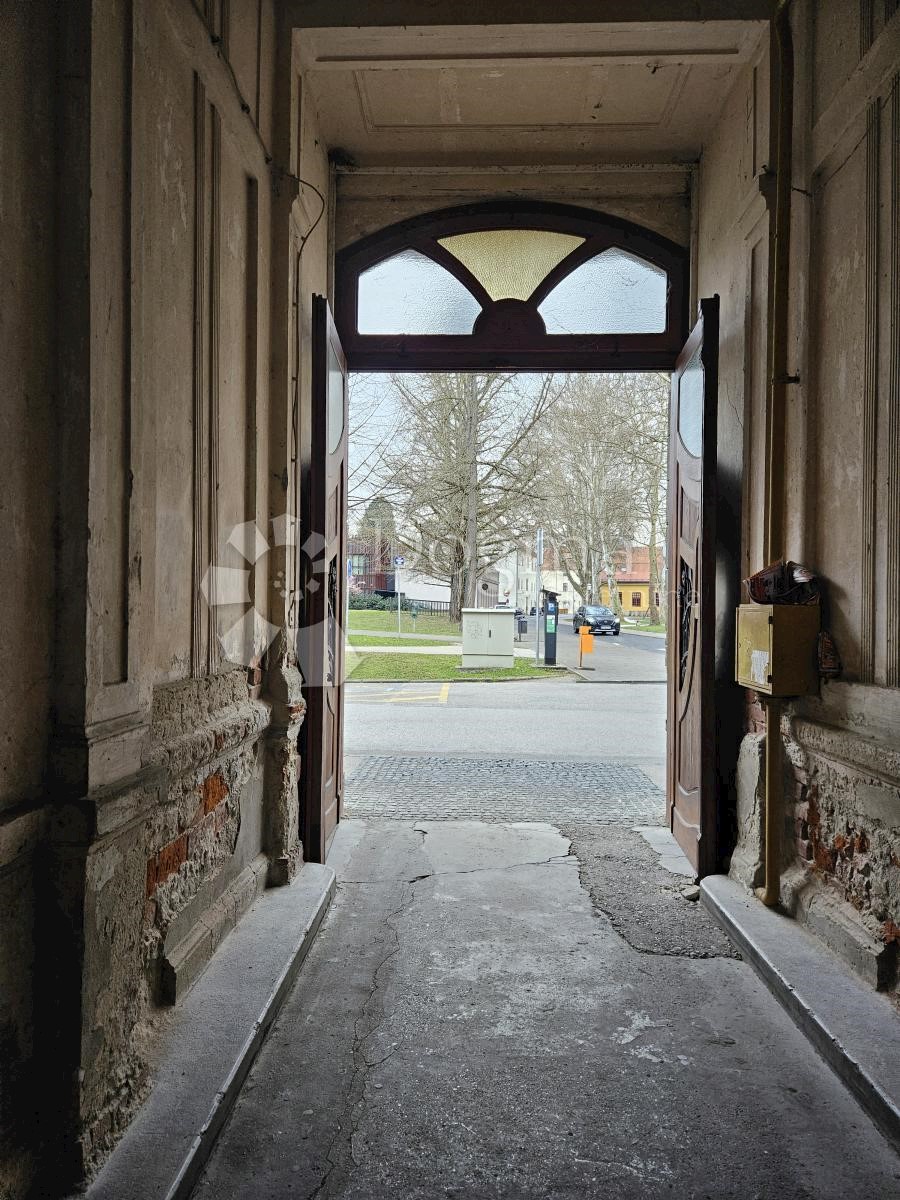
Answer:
193, 820, 900, 1200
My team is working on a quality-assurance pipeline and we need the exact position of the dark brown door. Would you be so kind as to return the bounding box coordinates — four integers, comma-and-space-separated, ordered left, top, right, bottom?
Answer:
299, 296, 348, 863
666, 296, 719, 877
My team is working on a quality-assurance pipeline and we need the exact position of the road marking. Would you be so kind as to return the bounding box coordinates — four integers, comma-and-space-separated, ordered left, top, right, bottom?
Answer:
439, 683, 450, 705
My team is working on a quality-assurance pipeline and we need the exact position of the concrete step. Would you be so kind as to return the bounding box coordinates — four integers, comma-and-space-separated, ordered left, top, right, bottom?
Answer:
84, 863, 335, 1200
701, 874, 900, 1155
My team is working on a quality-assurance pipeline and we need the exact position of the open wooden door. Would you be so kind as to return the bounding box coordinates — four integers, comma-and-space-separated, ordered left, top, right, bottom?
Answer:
299, 296, 348, 863
666, 296, 719, 878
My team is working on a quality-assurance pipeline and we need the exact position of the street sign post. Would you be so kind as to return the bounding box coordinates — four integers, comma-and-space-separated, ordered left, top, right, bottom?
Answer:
394, 555, 405, 633
534, 528, 544, 662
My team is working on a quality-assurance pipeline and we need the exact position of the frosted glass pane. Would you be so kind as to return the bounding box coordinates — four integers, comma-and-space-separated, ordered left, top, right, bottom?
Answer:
678, 346, 703, 457
438, 230, 584, 300
358, 249, 481, 334
326, 340, 344, 454
539, 248, 668, 334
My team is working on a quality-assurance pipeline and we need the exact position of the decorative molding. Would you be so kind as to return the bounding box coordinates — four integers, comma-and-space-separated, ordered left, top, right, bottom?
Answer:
791, 717, 900, 787
208, 104, 222, 673
352, 65, 688, 135
244, 175, 259, 623
860, 0, 876, 58
146, 700, 270, 779
192, 74, 208, 679
107, 0, 134, 687
810, 17, 900, 174
887, 76, 900, 686
860, 100, 879, 682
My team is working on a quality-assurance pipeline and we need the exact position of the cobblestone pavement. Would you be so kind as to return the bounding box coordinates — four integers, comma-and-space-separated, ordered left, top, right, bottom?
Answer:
344, 753, 664, 823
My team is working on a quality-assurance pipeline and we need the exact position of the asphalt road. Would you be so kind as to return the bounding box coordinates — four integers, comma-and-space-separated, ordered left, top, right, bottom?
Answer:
345, 676, 666, 791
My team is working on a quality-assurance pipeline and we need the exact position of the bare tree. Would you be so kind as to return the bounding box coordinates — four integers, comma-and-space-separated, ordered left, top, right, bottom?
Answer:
347, 373, 402, 519
534, 375, 649, 617
596, 373, 669, 623
382, 372, 565, 620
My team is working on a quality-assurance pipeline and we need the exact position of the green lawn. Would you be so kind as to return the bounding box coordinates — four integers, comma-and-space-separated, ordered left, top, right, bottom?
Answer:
347, 634, 457, 648
345, 651, 567, 682
625, 623, 667, 634
347, 608, 461, 637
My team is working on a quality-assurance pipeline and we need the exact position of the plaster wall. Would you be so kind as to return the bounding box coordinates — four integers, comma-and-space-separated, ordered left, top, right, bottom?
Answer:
0, 2, 321, 1195
0, 6, 57, 1196
63, 0, 296, 1182
720, 2, 900, 990
334, 168, 691, 256
693, 36, 771, 871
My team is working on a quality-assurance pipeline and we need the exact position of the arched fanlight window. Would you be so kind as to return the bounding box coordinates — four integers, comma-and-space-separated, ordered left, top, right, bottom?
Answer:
335, 202, 688, 372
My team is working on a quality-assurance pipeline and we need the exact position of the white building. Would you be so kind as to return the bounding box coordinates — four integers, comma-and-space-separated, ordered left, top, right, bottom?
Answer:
540, 569, 583, 614
494, 546, 539, 611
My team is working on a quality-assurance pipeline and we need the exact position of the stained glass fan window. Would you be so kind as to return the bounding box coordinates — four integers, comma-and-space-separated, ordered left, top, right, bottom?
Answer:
337, 202, 688, 372
358, 249, 481, 335
538, 249, 668, 334
437, 230, 584, 301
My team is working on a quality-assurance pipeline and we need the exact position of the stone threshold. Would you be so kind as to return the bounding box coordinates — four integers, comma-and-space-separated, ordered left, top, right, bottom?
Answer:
701, 874, 900, 1155
83, 862, 335, 1200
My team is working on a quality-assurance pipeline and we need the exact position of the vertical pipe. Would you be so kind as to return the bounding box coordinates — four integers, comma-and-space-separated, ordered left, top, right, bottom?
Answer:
762, 697, 783, 905
760, 0, 794, 908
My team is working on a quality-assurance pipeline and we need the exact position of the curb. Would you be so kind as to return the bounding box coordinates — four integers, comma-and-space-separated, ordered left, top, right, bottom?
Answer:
701, 874, 900, 1155
86, 864, 336, 1200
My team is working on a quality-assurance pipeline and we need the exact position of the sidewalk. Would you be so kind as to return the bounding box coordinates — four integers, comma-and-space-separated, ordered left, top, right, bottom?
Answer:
348, 642, 535, 657
347, 628, 461, 642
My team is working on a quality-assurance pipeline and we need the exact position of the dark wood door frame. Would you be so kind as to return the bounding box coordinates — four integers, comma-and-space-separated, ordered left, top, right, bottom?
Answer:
666, 296, 720, 878
335, 201, 688, 374
299, 296, 348, 863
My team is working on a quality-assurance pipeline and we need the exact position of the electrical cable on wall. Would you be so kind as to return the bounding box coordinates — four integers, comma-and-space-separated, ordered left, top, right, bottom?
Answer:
210, 26, 327, 258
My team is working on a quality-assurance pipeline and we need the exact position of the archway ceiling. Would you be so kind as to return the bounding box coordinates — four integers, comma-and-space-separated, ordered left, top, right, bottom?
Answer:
298, 21, 767, 168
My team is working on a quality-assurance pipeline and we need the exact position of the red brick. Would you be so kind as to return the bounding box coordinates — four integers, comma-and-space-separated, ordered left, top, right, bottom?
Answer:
200, 770, 229, 815
145, 857, 158, 898
814, 843, 835, 873
157, 833, 189, 884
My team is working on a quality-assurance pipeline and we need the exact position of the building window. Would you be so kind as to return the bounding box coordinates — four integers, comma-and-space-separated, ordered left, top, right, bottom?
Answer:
562, 581, 568, 591
631, 592, 642, 608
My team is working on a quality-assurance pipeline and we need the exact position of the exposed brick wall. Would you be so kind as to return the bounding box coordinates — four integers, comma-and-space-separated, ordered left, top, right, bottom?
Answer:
785, 729, 900, 969
744, 689, 767, 735
144, 770, 230, 905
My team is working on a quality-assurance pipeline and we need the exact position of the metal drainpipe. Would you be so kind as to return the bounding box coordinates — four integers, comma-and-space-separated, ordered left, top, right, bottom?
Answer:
760, 0, 794, 908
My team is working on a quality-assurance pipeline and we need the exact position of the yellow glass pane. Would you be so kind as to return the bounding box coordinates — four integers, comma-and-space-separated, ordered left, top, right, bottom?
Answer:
437, 230, 584, 301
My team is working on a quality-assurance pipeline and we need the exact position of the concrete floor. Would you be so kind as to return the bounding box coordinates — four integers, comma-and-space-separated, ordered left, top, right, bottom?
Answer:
194, 819, 900, 1200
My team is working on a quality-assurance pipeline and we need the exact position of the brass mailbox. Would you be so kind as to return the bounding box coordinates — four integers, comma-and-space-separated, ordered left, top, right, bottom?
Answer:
735, 604, 820, 696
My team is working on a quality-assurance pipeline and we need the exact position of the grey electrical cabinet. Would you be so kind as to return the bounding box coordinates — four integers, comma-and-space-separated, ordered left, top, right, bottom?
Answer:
461, 608, 516, 668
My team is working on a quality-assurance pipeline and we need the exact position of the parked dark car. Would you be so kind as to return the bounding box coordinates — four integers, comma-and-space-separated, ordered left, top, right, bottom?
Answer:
573, 605, 620, 636
529, 605, 544, 616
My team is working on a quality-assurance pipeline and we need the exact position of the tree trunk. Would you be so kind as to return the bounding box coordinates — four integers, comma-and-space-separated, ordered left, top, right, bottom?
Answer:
647, 478, 661, 624
462, 376, 480, 609
600, 538, 622, 616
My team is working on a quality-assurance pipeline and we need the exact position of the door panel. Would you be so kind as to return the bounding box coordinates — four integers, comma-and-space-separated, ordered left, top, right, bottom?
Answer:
299, 296, 348, 863
666, 297, 718, 877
